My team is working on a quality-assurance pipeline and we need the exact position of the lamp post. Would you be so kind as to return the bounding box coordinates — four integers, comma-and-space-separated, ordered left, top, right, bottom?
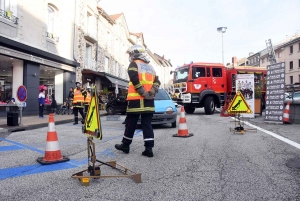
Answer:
217, 27, 227, 64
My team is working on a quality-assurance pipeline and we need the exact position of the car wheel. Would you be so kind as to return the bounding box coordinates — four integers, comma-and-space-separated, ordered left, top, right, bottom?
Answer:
184, 105, 195, 114
106, 106, 115, 115
171, 121, 176, 128
204, 96, 215, 115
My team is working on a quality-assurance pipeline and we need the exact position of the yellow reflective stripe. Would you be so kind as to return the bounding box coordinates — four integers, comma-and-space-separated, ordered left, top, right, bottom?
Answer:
127, 93, 141, 97
142, 73, 146, 81
134, 83, 142, 89
140, 99, 144, 108
128, 67, 137, 71
129, 81, 153, 85
126, 107, 155, 112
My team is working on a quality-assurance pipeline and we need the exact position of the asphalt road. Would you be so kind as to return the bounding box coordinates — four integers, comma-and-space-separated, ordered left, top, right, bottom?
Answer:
0, 108, 300, 201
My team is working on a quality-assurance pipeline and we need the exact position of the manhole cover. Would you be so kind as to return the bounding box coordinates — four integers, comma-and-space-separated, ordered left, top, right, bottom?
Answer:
286, 158, 300, 169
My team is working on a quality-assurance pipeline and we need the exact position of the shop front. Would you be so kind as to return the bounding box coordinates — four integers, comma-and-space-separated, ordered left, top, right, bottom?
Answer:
82, 69, 128, 102
0, 36, 79, 117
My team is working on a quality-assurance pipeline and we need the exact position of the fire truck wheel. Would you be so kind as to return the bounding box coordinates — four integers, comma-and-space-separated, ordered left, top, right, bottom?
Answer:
204, 96, 215, 115
184, 106, 195, 114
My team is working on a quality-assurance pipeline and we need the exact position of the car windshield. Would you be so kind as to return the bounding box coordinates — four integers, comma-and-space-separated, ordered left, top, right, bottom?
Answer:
155, 90, 171, 100
173, 66, 189, 83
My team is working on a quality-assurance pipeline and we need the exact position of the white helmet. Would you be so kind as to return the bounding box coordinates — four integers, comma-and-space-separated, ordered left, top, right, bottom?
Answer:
126, 45, 150, 63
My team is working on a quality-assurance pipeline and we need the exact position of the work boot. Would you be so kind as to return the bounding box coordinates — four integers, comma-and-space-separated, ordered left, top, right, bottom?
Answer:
115, 143, 130, 154
73, 117, 78, 125
142, 147, 153, 157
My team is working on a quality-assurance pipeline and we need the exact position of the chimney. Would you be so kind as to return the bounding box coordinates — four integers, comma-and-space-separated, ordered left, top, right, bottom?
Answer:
232, 56, 237, 67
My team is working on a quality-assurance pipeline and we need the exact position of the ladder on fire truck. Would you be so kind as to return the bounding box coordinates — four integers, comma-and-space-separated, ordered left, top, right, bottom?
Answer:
220, 91, 235, 117
265, 39, 277, 65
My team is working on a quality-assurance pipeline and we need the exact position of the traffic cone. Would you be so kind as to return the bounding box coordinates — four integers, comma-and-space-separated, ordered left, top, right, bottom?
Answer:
173, 106, 193, 137
283, 102, 291, 124
37, 114, 70, 165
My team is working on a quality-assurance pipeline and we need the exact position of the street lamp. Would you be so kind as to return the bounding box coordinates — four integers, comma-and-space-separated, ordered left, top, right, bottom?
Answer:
217, 27, 227, 64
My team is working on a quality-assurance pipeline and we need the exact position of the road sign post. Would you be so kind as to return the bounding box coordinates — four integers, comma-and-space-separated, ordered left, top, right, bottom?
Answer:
16, 85, 27, 126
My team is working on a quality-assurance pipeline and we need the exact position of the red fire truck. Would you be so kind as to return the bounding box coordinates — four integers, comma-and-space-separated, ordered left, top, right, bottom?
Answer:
170, 62, 267, 115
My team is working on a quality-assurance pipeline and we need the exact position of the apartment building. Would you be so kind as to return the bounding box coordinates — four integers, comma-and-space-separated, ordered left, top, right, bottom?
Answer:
75, 0, 172, 94
259, 34, 300, 85
0, 0, 79, 115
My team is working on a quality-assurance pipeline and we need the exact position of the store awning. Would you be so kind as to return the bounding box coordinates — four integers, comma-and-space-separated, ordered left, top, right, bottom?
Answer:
105, 75, 128, 89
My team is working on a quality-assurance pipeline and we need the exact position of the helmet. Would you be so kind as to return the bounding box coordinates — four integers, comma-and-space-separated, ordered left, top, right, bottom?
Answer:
76, 82, 82, 87
126, 45, 150, 63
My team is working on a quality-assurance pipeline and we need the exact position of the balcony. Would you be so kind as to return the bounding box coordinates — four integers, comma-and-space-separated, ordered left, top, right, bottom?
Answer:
0, 9, 18, 24
84, 30, 97, 44
46, 32, 59, 43
85, 59, 100, 71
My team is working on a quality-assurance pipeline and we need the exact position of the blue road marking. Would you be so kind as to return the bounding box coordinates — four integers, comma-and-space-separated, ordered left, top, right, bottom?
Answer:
0, 129, 144, 179
0, 145, 24, 152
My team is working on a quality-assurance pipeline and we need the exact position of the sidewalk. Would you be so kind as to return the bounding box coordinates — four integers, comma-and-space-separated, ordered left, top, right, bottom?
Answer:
0, 110, 107, 133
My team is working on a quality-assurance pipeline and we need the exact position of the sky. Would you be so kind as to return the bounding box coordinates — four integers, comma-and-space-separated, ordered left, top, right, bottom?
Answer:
99, 0, 300, 68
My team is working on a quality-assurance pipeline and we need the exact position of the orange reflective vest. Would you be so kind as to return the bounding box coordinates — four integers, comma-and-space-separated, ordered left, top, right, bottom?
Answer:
127, 60, 156, 101
73, 88, 85, 107
84, 92, 91, 105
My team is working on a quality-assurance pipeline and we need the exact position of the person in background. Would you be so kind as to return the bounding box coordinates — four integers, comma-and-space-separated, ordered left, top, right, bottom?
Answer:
84, 86, 91, 116
38, 89, 46, 118
115, 45, 160, 157
51, 94, 57, 114
10, 98, 16, 104
67, 87, 74, 114
98, 95, 105, 110
72, 82, 86, 125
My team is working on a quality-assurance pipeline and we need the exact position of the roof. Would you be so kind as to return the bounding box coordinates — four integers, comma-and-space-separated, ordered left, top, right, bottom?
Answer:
153, 53, 173, 67
97, 6, 115, 25
110, 13, 123, 21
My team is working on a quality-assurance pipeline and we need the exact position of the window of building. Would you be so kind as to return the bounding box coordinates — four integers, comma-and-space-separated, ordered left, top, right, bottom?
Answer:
290, 76, 293, 84
290, 45, 293, 54
47, 5, 56, 34
299, 59, 300, 68
299, 43, 300, 52
85, 43, 92, 68
290, 61, 293, 70
0, 0, 9, 11
115, 62, 119, 76
278, 52, 282, 58
262, 58, 265, 63
192, 67, 205, 79
212, 68, 222, 77
86, 12, 91, 34
104, 57, 109, 72
267, 56, 269, 62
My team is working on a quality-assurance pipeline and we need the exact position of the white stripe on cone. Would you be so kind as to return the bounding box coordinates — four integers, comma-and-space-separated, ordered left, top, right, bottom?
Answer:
45, 141, 60, 151
283, 113, 289, 118
180, 112, 186, 118
178, 122, 188, 130
285, 105, 290, 110
48, 122, 56, 132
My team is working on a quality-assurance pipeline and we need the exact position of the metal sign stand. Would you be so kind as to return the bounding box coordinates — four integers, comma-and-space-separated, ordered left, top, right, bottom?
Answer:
229, 114, 257, 134
71, 137, 141, 185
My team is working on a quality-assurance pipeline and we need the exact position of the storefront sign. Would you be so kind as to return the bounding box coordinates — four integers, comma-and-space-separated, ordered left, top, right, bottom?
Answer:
0, 46, 75, 72
264, 62, 285, 123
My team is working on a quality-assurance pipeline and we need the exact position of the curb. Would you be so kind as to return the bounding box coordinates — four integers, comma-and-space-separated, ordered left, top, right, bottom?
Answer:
0, 113, 107, 133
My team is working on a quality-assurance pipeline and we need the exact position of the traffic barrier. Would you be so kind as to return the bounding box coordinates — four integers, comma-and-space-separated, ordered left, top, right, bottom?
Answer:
37, 114, 70, 165
283, 102, 291, 124
173, 106, 193, 138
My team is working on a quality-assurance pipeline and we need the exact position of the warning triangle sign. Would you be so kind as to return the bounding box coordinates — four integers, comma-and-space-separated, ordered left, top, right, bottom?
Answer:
83, 86, 102, 140
227, 91, 252, 114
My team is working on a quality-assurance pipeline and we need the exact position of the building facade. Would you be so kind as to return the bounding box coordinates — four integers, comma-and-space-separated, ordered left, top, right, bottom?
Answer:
0, 0, 79, 116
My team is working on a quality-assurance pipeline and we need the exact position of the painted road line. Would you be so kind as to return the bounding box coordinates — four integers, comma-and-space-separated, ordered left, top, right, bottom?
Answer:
0, 138, 44, 154
230, 117, 300, 150
0, 145, 24, 152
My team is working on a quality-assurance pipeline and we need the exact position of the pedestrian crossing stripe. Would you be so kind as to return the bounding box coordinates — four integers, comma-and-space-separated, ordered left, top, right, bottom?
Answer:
83, 86, 102, 140
227, 91, 252, 114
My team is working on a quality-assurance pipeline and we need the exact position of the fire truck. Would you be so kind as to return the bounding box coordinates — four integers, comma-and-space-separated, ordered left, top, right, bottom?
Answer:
170, 62, 267, 115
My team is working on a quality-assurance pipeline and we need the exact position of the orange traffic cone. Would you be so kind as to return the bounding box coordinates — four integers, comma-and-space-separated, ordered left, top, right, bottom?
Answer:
283, 102, 291, 124
173, 106, 193, 138
37, 114, 70, 165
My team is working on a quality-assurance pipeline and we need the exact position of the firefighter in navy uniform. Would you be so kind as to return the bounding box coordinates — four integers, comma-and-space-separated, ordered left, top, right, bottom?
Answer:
72, 82, 87, 125
84, 86, 91, 117
115, 45, 160, 157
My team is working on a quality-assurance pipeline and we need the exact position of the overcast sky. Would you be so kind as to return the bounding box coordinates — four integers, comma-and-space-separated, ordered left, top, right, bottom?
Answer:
99, 0, 300, 68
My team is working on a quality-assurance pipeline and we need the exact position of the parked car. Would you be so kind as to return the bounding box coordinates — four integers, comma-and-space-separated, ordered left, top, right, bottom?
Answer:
105, 89, 177, 127
286, 92, 300, 100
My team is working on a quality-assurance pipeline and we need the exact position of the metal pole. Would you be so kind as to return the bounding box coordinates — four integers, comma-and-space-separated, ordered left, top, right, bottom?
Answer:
222, 32, 224, 64
19, 105, 22, 126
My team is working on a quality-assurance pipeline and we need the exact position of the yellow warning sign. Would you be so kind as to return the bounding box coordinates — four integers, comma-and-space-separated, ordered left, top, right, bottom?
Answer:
83, 86, 102, 140
227, 91, 252, 114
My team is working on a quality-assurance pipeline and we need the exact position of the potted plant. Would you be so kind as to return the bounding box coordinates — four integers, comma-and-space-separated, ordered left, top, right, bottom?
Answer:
254, 80, 263, 115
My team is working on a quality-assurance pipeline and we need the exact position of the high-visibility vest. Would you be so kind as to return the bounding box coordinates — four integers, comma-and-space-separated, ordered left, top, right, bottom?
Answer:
73, 88, 84, 104
127, 60, 156, 101
84, 92, 91, 104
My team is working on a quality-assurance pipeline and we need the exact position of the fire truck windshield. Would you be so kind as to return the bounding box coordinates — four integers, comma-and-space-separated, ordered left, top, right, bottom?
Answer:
174, 66, 189, 83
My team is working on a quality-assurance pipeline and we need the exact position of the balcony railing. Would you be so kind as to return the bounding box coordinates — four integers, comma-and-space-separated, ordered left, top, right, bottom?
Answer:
46, 32, 59, 43
0, 9, 18, 24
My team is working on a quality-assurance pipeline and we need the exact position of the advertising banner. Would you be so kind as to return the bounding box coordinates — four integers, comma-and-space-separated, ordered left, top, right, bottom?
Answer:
236, 74, 255, 118
264, 62, 285, 123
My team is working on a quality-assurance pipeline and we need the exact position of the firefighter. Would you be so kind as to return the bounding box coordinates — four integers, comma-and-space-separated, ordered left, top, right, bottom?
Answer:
72, 81, 86, 125
115, 45, 160, 157
84, 86, 91, 117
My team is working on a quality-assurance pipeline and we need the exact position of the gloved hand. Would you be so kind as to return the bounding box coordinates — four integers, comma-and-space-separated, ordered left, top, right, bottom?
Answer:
136, 87, 154, 99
